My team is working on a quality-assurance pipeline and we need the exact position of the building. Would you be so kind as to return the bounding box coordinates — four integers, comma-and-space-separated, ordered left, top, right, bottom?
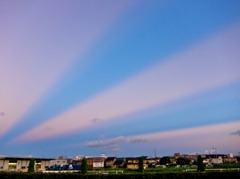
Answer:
0, 156, 53, 172
105, 157, 116, 168
146, 157, 160, 167
204, 154, 229, 165
126, 157, 139, 170
113, 158, 126, 168
223, 154, 237, 163
93, 157, 105, 168
49, 157, 72, 166
86, 156, 106, 169
126, 157, 148, 170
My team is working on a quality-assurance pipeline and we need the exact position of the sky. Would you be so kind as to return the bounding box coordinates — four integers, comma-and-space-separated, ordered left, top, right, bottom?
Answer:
0, 0, 240, 158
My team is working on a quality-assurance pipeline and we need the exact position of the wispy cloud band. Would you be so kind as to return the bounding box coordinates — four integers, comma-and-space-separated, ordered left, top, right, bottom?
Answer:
14, 23, 240, 142
85, 121, 240, 154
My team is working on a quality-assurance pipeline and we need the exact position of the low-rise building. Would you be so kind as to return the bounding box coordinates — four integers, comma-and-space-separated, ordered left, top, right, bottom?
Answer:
50, 159, 68, 166
0, 156, 53, 172
126, 157, 139, 170
105, 157, 116, 168
93, 157, 105, 168
86, 156, 106, 169
113, 158, 126, 168
223, 154, 237, 163
146, 157, 160, 167
204, 154, 227, 165
126, 157, 148, 170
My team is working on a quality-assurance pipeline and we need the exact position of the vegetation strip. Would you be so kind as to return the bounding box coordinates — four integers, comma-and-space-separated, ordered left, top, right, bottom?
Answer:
1, 171, 240, 179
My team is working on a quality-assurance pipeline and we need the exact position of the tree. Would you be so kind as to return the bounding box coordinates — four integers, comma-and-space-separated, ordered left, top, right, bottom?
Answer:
138, 157, 144, 172
28, 158, 35, 173
176, 157, 191, 166
197, 155, 205, 171
81, 157, 87, 174
160, 156, 171, 165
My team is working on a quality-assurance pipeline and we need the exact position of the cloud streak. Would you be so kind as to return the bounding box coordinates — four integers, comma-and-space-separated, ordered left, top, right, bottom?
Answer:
86, 135, 147, 153
0, 0, 136, 137
14, 22, 240, 142
86, 121, 240, 154
230, 130, 240, 136
86, 136, 147, 148
90, 118, 103, 124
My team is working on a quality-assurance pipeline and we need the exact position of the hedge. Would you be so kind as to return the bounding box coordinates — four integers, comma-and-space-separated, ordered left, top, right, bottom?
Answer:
0, 171, 240, 179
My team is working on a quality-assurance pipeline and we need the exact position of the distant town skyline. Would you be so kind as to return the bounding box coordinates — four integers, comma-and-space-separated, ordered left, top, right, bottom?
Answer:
0, 0, 240, 157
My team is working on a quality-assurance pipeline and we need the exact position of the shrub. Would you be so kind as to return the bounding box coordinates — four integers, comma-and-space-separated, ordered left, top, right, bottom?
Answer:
28, 158, 35, 173
81, 157, 88, 174
197, 155, 205, 172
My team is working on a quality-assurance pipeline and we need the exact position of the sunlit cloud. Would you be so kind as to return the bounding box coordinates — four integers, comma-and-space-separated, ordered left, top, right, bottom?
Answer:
139, 121, 240, 141
142, 121, 240, 155
13, 22, 240, 143
86, 121, 240, 155
0, 0, 136, 137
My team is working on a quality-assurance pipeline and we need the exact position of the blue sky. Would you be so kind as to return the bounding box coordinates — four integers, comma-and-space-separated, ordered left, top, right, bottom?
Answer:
0, 0, 240, 158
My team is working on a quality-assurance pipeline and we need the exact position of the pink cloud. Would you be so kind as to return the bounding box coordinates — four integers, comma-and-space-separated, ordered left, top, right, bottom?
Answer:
85, 121, 240, 154
14, 22, 240, 142
0, 1, 136, 136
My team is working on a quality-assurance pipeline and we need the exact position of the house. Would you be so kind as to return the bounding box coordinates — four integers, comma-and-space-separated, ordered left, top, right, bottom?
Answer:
223, 154, 237, 163
211, 157, 223, 164
93, 157, 105, 168
105, 157, 116, 168
0, 156, 53, 172
204, 154, 227, 165
178, 154, 198, 161
169, 156, 177, 166
72, 159, 81, 165
126, 157, 139, 170
113, 158, 126, 168
173, 153, 198, 165
86, 158, 94, 169
86, 156, 106, 169
146, 157, 160, 167
126, 157, 148, 170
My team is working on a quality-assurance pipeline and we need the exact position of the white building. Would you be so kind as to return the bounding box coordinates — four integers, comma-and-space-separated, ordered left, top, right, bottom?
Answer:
0, 156, 53, 172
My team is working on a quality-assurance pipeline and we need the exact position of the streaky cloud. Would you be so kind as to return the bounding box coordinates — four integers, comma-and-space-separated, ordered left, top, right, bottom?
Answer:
86, 121, 240, 154
0, 0, 136, 137
86, 135, 147, 150
230, 130, 240, 136
14, 22, 240, 143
